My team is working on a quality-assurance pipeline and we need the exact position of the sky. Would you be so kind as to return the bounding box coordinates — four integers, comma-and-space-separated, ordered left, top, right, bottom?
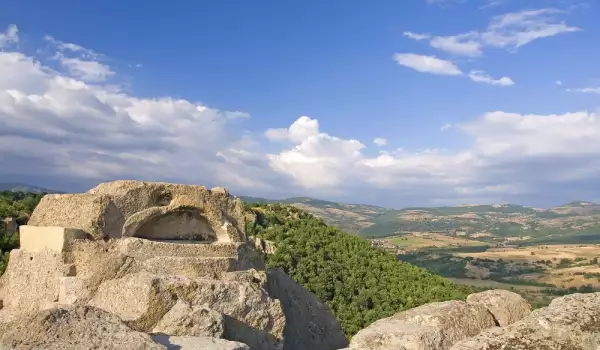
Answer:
0, 0, 599, 208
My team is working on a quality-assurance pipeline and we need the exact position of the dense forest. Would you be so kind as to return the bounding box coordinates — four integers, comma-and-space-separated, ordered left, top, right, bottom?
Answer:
0, 191, 44, 274
244, 202, 472, 337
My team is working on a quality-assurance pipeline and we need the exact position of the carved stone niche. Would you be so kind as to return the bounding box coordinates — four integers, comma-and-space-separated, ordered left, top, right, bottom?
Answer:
122, 206, 217, 242
26, 180, 247, 243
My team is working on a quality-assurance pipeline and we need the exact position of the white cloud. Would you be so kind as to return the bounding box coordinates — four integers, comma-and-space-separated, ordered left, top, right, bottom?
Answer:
44, 35, 115, 82
265, 110, 600, 205
403, 32, 431, 41
0, 30, 265, 194
482, 9, 579, 49
0, 24, 19, 48
265, 116, 320, 143
44, 35, 100, 60
59, 57, 115, 82
568, 87, 600, 95
373, 138, 387, 146
405, 8, 579, 56
393, 53, 463, 75
441, 123, 453, 131
468, 70, 515, 86
480, 0, 503, 10
393, 53, 514, 86
3, 25, 600, 207
555, 80, 563, 86
429, 34, 483, 57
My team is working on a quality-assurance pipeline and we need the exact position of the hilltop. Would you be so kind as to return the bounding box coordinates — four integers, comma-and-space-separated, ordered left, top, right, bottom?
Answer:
240, 196, 600, 240
0, 182, 61, 194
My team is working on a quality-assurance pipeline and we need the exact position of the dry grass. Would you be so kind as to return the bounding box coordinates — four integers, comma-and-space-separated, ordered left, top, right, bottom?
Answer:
456, 244, 600, 262
447, 277, 545, 292
387, 233, 486, 249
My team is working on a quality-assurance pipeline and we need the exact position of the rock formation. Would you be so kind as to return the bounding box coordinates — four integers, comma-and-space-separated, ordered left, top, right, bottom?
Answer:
347, 288, 600, 350
0, 180, 348, 350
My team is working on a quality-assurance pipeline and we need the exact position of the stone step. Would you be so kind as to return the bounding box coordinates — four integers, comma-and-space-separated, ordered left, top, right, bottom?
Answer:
140, 256, 240, 278
118, 237, 249, 260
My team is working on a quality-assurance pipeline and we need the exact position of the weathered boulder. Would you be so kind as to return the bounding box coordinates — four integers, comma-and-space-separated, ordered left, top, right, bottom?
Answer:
0, 305, 165, 350
89, 271, 286, 350
451, 292, 600, 350
151, 335, 250, 350
349, 300, 496, 350
28, 193, 121, 240
466, 289, 531, 326
266, 269, 348, 350
0, 181, 347, 350
152, 300, 224, 338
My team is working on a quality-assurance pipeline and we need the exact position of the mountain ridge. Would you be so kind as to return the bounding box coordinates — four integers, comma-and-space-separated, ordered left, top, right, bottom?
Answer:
0, 182, 63, 194
239, 195, 600, 238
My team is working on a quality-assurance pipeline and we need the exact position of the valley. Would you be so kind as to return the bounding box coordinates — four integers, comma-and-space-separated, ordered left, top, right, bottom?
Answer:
241, 196, 600, 307
240, 196, 600, 240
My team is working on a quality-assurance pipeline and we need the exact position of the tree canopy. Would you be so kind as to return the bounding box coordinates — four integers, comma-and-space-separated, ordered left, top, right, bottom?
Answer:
0, 191, 44, 275
245, 202, 471, 337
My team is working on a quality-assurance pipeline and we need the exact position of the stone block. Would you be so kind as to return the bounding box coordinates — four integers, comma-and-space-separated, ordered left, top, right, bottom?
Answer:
19, 225, 87, 253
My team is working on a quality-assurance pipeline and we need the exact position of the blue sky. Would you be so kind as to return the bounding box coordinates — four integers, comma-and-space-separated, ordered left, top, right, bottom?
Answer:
0, 0, 599, 208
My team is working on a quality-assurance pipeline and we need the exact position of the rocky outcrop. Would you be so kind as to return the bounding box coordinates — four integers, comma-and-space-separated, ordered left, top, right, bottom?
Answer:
266, 269, 348, 350
451, 292, 600, 350
0, 181, 348, 350
0, 305, 164, 350
348, 299, 498, 350
347, 288, 600, 350
466, 289, 532, 327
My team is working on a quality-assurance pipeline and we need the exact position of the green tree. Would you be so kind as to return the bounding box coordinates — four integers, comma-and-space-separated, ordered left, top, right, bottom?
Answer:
245, 203, 471, 338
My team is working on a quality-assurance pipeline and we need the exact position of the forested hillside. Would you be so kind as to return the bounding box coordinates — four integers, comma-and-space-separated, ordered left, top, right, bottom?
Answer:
244, 202, 472, 337
0, 191, 45, 274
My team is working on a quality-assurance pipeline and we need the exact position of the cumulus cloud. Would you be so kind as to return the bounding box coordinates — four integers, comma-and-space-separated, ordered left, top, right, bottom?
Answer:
393, 53, 463, 75
264, 110, 600, 205
2, 25, 600, 207
264, 116, 320, 143
373, 138, 387, 146
405, 8, 579, 56
0, 28, 267, 196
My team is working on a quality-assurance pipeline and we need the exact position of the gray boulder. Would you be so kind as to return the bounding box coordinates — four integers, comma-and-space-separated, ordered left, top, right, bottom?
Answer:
466, 289, 531, 326
349, 300, 496, 350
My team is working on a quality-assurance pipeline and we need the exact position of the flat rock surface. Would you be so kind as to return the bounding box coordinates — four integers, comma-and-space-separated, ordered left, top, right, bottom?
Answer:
151, 335, 250, 350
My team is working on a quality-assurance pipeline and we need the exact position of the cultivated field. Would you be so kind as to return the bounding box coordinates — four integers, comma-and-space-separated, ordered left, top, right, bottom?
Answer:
385, 233, 487, 249
455, 244, 600, 262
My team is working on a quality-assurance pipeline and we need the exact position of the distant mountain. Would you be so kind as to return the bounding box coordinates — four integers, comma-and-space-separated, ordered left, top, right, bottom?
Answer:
240, 195, 600, 239
0, 182, 62, 194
